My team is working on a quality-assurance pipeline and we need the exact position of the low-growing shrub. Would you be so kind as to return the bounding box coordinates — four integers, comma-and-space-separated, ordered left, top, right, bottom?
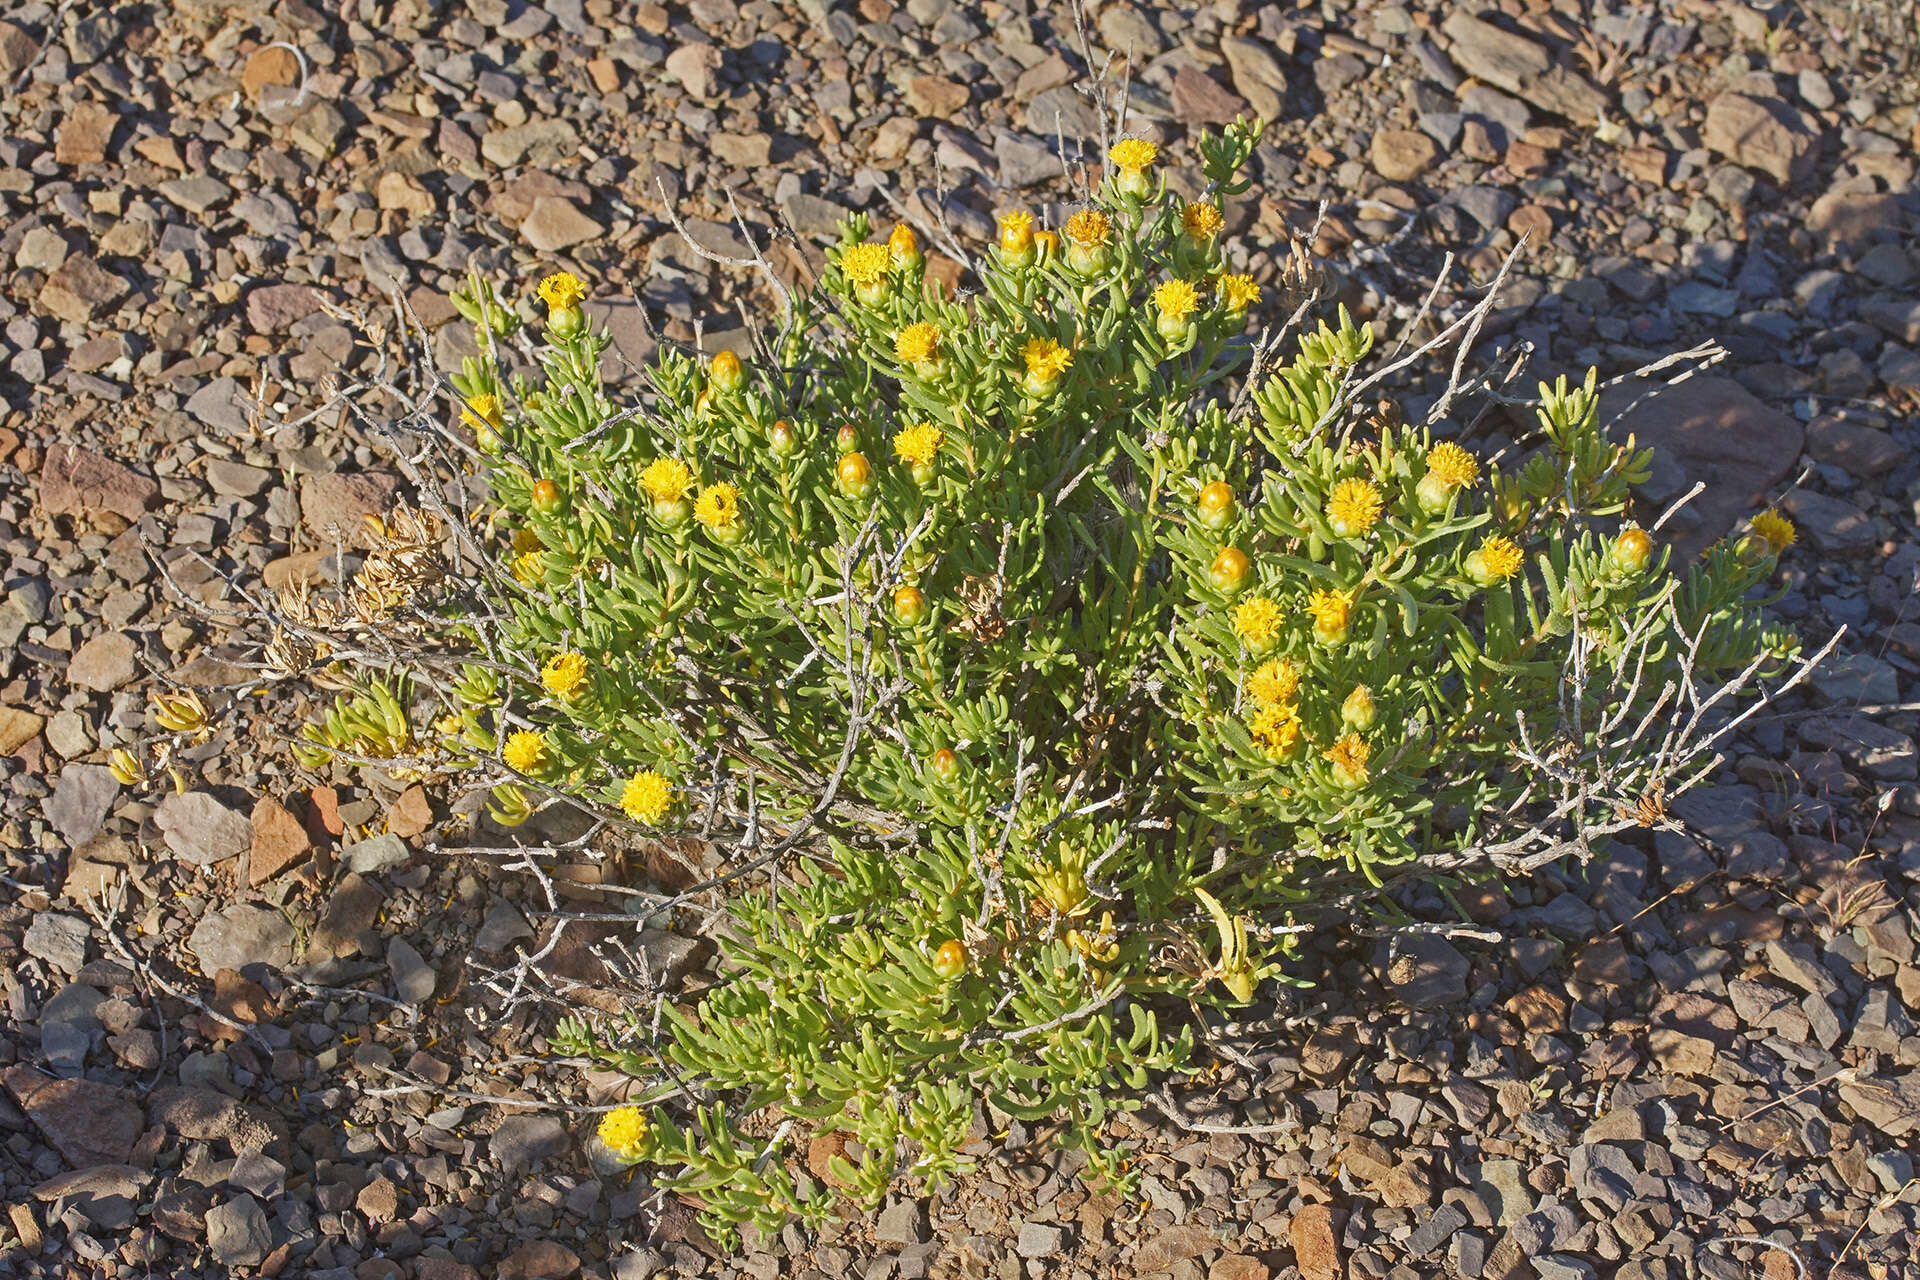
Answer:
269, 120, 1804, 1243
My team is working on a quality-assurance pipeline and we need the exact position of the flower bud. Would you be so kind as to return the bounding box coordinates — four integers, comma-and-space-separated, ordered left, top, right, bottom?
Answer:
547, 306, 584, 341
929, 747, 961, 781
1207, 547, 1251, 595
531, 479, 566, 515
709, 350, 744, 394
837, 451, 873, 497
894, 584, 929, 626
1341, 685, 1377, 731
768, 419, 798, 458
997, 211, 1035, 266
1414, 471, 1454, 515
1609, 527, 1654, 575
932, 939, 968, 981
1033, 229, 1060, 260
1197, 482, 1236, 531
889, 223, 922, 271
835, 424, 861, 455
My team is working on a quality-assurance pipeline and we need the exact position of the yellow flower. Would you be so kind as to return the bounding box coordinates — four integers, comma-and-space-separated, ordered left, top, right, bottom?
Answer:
841, 242, 892, 285
895, 322, 941, 365
1248, 703, 1303, 760
1023, 336, 1073, 382
541, 652, 589, 702
1217, 274, 1261, 312
503, 730, 548, 774
892, 422, 945, 468
640, 457, 695, 505
463, 393, 503, 431
1326, 732, 1370, 786
512, 528, 542, 555
1471, 534, 1525, 584
1306, 588, 1352, 635
1751, 510, 1795, 553
621, 770, 673, 823
1108, 137, 1158, 174
536, 271, 589, 310
1326, 477, 1384, 537
511, 550, 545, 585
1425, 442, 1480, 489
597, 1105, 652, 1161
1232, 595, 1284, 650
998, 210, 1035, 256
1246, 659, 1301, 707
1063, 209, 1111, 248
694, 482, 742, 530
1153, 279, 1202, 322
1182, 202, 1225, 240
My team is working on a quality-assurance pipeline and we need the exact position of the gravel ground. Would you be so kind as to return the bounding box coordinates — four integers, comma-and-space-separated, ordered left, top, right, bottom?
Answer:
2, 0, 1918, 1277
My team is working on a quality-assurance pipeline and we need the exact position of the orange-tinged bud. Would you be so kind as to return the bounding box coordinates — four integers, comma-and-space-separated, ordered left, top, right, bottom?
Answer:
930, 747, 960, 780
531, 478, 565, 515
1208, 547, 1251, 594
835, 424, 860, 455
889, 223, 921, 268
894, 584, 928, 625
1610, 527, 1654, 575
709, 349, 743, 393
768, 419, 797, 457
1198, 481, 1236, 530
932, 939, 967, 980
837, 451, 873, 496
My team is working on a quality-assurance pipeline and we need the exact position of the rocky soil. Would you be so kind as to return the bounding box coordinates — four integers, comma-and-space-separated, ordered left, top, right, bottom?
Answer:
1, 0, 1918, 1277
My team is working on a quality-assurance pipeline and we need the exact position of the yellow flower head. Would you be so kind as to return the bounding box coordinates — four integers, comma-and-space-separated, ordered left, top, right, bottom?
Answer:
512, 527, 542, 555
1153, 279, 1202, 322
1182, 202, 1225, 240
620, 770, 673, 824
1023, 336, 1073, 381
1751, 509, 1796, 553
1306, 588, 1352, 633
1063, 209, 1111, 248
640, 457, 695, 505
1232, 595, 1285, 649
841, 242, 892, 285
1218, 274, 1261, 312
541, 652, 589, 701
1248, 703, 1303, 760
1476, 534, 1525, 582
895, 322, 941, 365
694, 482, 742, 530
893, 421, 945, 468
998, 210, 1035, 254
1108, 137, 1158, 174
1246, 658, 1301, 707
537, 271, 589, 310
1326, 731, 1370, 781
1426, 442, 1480, 489
597, 1105, 652, 1160
511, 550, 545, 585
463, 393, 503, 431
1326, 477, 1385, 537
503, 730, 548, 774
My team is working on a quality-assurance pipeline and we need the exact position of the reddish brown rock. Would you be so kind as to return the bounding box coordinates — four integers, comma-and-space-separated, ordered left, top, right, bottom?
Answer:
249, 795, 312, 884
246, 283, 326, 333
2, 1067, 144, 1168
497, 1240, 581, 1280
55, 101, 115, 166
299, 471, 402, 548
37, 256, 131, 325
39, 443, 159, 524
1704, 92, 1820, 185
1290, 1204, 1341, 1280
1171, 65, 1247, 125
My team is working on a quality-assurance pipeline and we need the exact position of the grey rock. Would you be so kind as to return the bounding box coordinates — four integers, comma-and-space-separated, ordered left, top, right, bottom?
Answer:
1387, 934, 1470, 1008
30, 1165, 149, 1231
1016, 1221, 1064, 1258
491, 1114, 570, 1172
184, 377, 253, 434
1406, 1203, 1468, 1255
779, 192, 851, 240
24, 913, 90, 973
387, 937, 436, 1003
343, 832, 410, 875
188, 904, 295, 976
205, 1194, 271, 1268
475, 901, 536, 953
1534, 1255, 1599, 1280
1800, 713, 1916, 780
154, 791, 251, 867
876, 1197, 930, 1246
995, 131, 1064, 188
228, 1150, 286, 1200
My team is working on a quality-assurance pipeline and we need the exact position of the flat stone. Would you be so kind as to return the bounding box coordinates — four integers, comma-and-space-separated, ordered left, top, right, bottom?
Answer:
1601, 374, 1804, 559
246, 283, 325, 334
1806, 191, 1907, 256
1807, 416, 1905, 478
205, 1194, 271, 1268
23, 913, 90, 973
1170, 65, 1247, 126
1372, 128, 1439, 182
206, 459, 274, 498
0, 706, 44, 755
184, 377, 254, 434
148, 1086, 280, 1148
497, 1240, 581, 1280
37, 256, 130, 325
906, 74, 968, 119
31, 1165, 148, 1230
388, 936, 436, 1003
55, 100, 116, 165
521, 196, 605, 252
1386, 934, 1471, 1008
249, 795, 312, 884
188, 903, 296, 976
1704, 92, 1819, 185
39, 443, 160, 524
158, 175, 231, 215
876, 1198, 931, 1246
1780, 489, 1875, 553
1136, 1224, 1215, 1272
154, 791, 252, 867
299, 471, 402, 548
1837, 1073, 1920, 1137
491, 1115, 570, 1172
1290, 1204, 1340, 1280
66, 632, 138, 692
344, 832, 409, 875
475, 901, 536, 953
2, 1067, 143, 1168
46, 764, 119, 846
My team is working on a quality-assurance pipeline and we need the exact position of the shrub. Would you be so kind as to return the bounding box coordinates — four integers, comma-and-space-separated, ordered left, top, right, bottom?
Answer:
274, 120, 1803, 1244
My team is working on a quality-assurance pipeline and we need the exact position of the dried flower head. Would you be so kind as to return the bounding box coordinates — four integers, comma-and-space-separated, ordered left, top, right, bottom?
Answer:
537, 271, 588, 310
1232, 595, 1284, 649
694, 482, 743, 530
1217, 274, 1261, 312
1246, 658, 1301, 707
1153, 279, 1202, 322
1751, 510, 1795, 553
1182, 202, 1225, 240
1426, 442, 1480, 489
641, 457, 696, 504
841, 242, 893, 285
621, 770, 673, 823
1326, 477, 1384, 537
1108, 137, 1158, 174
1326, 732, 1370, 782
895, 322, 941, 365
503, 729, 549, 774
1063, 209, 1111, 248
892, 422, 945, 468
